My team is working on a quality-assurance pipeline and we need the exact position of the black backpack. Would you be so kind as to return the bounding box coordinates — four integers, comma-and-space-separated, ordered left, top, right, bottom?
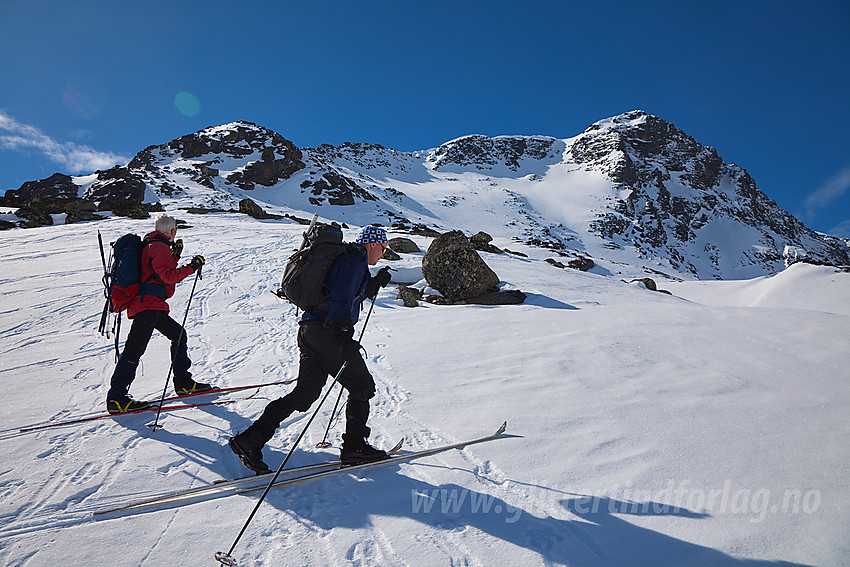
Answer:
277, 223, 348, 310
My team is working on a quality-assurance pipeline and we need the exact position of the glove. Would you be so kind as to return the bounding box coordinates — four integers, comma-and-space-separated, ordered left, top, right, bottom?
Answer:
365, 266, 392, 299
189, 255, 205, 271
331, 319, 354, 342
171, 239, 183, 260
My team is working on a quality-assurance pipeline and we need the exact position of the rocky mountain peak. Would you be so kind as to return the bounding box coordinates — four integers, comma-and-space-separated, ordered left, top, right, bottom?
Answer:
429, 134, 557, 171
131, 120, 301, 165
569, 111, 849, 275
572, 110, 714, 186
126, 121, 306, 195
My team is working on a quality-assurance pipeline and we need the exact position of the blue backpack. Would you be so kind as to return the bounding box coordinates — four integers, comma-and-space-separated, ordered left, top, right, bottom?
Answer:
98, 232, 169, 358
106, 233, 166, 313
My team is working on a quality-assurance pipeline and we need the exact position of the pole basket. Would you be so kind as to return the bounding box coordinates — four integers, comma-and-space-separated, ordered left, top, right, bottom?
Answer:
214, 551, 239, 566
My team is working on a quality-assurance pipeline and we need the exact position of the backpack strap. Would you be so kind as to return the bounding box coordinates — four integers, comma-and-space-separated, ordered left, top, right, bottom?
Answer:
138, 234, 169, 300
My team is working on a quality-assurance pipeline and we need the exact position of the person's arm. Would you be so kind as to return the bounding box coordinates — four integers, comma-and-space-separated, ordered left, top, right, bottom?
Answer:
148, 242, 194, 284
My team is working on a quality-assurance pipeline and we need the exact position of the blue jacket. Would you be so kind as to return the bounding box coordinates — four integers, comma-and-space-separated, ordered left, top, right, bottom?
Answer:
301, 243, 370, 326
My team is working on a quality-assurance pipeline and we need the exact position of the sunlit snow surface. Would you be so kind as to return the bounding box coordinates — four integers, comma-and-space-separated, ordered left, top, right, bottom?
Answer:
0, 214, 847, 566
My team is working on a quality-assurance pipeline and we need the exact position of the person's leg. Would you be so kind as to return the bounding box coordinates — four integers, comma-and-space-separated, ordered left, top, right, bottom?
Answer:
230, 323, 331, 473
155, 313, 212, 393
107, 310, 157, 401
253, 323, 333, 437
337, 357, 385, 463
336, 344, 376, 445
299, 325, 385, 463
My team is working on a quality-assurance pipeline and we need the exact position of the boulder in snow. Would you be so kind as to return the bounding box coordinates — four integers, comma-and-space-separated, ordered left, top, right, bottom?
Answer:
421, 230, 500, 302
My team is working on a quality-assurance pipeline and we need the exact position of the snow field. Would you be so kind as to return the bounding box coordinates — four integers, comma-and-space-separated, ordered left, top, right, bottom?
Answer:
0, 213, 847, 566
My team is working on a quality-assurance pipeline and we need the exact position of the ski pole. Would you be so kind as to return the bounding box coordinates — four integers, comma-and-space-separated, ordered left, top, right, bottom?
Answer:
216, 360, 349, 567
98, 230, 108, 272
315, 295, 377, 448
146, 266, 202, 431
314, 384, 345, 449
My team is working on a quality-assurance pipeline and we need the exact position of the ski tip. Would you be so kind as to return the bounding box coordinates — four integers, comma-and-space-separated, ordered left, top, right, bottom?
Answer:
389, 437, 405, 453
495, 421, 507, 436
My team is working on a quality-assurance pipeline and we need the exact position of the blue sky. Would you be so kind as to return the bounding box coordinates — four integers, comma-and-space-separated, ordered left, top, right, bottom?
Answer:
1, 0, 848, 237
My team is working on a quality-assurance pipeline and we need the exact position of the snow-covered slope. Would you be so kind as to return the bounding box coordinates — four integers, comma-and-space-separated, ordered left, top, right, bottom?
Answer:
4, 112, 848, 280
0, 213, 847, 566
666, 262, 850, 316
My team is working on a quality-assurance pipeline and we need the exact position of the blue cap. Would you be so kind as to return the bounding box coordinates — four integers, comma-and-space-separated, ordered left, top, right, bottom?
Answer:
356, 226, 388, 244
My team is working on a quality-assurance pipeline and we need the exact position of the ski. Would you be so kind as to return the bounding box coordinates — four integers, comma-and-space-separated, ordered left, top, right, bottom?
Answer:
218, 437, 406, 485
156, 378, 295, 405
15, 379, 293, 433
238, 421, 508, 495
93, 438, 406, 516
19, 398, 242, 433
94, 422, 508, 516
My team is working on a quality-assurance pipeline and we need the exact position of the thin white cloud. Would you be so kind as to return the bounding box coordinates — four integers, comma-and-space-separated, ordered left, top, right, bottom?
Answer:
827, 219, 850, 239
0, 111, 129, 173
804, 167, 850, 223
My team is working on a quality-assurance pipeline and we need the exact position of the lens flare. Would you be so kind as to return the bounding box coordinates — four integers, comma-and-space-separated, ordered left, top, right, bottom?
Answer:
63, 82, 101, 120
174, 92, 201, 117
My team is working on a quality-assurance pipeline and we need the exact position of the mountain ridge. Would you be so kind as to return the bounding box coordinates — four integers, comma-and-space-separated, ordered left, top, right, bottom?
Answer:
2, 111, 848, 280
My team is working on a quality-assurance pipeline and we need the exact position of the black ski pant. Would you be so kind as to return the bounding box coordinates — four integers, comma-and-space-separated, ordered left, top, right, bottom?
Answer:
251, 321, 376, 445
107, 309, 192, 400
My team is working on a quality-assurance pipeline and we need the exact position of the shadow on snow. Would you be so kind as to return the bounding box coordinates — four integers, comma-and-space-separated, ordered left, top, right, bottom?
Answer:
257, 468, 810, 567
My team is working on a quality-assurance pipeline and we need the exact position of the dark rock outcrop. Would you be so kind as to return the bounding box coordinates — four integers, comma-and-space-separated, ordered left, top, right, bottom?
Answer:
397, 286, 423, 307
0, 170, 151, 225
568, 256, 595, 271
303, 171, 378, 206
239, 198, 278, 219
2, 173, 79, 203
469, 231, 503, 254
431, 135, 556, 171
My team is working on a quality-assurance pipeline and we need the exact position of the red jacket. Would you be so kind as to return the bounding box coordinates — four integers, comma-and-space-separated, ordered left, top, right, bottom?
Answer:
127, 231, 195, 317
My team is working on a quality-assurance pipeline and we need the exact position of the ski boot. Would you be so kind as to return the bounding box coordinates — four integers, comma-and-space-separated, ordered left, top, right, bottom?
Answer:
174, 379, 217, 396
340, 437, 390, 466
106, 396, 155, 415
229, 430, 271, 475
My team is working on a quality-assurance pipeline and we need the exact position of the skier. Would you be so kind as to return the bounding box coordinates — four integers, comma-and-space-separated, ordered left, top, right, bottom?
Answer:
229, 225, 393, 472
106, 213, 212, 414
